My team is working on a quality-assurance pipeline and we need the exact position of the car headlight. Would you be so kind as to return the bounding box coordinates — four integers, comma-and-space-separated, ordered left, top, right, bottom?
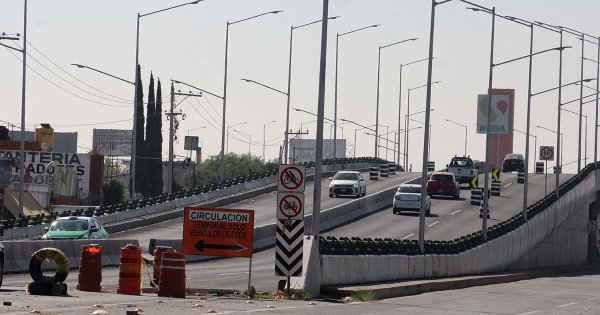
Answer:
329, 183, 334, 188
353, 182, 359, 188
41, 234, 48, 240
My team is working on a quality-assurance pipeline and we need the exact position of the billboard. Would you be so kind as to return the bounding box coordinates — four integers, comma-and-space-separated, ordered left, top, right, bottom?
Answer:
92, 129, 132, 156
35, 127, 55, 149
477, 94, 510, 134
0, 150, 91, 199
288, 139, 346, 163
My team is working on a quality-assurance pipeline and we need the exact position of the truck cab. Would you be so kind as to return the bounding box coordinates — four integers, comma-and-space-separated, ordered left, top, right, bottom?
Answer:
446, 156, 477, 185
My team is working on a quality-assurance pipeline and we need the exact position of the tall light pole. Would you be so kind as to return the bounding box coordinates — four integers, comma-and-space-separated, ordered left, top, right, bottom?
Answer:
0, 1, 27, 216
263, 120, 276, 161
132, 0, 201, 198
444, 119, 467, 156
220, 10, 283, 182
227, 121, 247, 153
334, 24, 380, 159
375, 38, 418, 158
397, 57, 430, 165
405, 83, 439, 171
284, 16, 339, 164
513, 128, 537, 168
563, 108, 588, 166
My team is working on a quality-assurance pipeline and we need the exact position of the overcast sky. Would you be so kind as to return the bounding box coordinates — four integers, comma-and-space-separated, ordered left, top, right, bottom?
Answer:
2, 0, 600, 173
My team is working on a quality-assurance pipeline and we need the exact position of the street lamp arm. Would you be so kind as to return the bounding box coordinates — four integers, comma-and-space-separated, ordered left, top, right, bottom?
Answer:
557, 25, 597, 40
494, 46, 570, 67
140, 0, 201, 18
462, 0, 493, 12
241, 78, 287, 95
561, 92, 598, 107
533, 21, 562, 33
293, 108, 334, 123
230, 10, 283, 25
381, 38, 418, 49
403, 57, 432, 67
339, 24, 380, 37
293, 16, 340, 30
172, 79, 223, 99
531, 78, 597, 97
444, 118, 466, 128
340, 118, 375, 132
71, 63, 134, 85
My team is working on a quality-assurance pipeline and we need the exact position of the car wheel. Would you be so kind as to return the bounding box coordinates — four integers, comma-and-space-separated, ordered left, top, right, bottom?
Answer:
329, 194, 334, 198
362, 190, 367, 197
0, 255, 5, 288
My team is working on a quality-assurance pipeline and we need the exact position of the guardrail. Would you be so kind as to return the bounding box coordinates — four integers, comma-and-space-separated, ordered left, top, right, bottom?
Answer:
320, 162, 599, 255
1, 157, 400, 239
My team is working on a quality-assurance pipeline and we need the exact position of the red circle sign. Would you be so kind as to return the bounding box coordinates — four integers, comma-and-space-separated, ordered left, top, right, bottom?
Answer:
278, 194, 302, 218
279, 166, 304, 191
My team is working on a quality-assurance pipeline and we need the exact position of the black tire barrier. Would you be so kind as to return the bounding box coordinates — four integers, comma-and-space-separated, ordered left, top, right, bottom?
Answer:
26, 281, 67, 296
379, 163, 389, 177
388, 163, 397, 176
369, 166, 379, 180
491, 180, 501, 196
427, 161, 435, 172
29, 247, 70, 284
535, 162, 544, 174
517, 172, 525, 184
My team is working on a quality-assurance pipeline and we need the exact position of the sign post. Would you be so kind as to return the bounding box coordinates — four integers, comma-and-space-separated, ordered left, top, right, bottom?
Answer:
276, 165, 305, 296
539, 146, 554, 197
182, 207, 254, 295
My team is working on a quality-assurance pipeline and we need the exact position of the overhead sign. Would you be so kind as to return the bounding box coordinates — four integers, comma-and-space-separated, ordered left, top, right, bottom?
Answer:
492, 168, 500, 181
539, 146, 554, 161
182, 207, 254, 258
184, 136, 199, 151
92, 129, 133, 156
477, 94, 510, 134
471, 176, 479, 189
278, 165, 306, 192
277, 192, 304, 220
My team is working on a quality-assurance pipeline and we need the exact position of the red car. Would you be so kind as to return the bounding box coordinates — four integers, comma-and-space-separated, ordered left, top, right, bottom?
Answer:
426, 172, 460, 199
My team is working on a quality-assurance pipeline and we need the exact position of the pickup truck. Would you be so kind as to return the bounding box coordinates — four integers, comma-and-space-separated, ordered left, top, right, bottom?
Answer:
446, 156, 478, 185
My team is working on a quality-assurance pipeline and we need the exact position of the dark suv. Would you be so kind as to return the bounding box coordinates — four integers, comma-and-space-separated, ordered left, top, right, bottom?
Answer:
502, 153, 525, 172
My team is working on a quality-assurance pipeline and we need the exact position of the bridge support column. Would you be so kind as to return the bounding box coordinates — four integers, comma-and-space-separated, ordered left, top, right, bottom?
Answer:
291, 235, 322, 298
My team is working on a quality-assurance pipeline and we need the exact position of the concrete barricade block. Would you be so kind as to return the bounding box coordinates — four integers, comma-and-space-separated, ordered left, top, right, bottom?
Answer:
424, 255, 433, 278
320, 255, 336, 285
452, 253, 462, 276
3, 241, 21, 273
26, 225, 45, 238
389, 255, 409, 280
11, 227, 27, 240
464, 250, 474, 275
356, 256, 371, 283
407, 255, 425, 279
446, 254, 454, 277
378, 255, 391, 282
343, 255, 358, 285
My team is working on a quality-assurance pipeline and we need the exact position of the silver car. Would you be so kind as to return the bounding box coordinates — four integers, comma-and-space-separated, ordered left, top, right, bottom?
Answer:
393, 184, 431, 215
328, 171, 367, 198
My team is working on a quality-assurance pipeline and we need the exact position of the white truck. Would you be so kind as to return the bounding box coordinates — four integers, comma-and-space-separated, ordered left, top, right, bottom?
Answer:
446, 156, 478, 185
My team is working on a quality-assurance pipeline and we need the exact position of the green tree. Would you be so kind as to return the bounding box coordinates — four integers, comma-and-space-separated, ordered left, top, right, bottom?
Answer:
184, 153, 278, 187
134, 65, 145, 196
154, 79, 164, 195
144, 72, 156, 197
103, 158, 124, 178
102, 178, 126, 206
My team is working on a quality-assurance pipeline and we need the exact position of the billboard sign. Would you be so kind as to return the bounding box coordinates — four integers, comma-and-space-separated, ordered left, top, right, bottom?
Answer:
477, 94, 510, 134
92, 129, 132, 156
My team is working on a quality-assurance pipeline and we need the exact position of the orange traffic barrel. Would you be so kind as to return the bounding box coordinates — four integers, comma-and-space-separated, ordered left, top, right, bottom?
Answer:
117, 244, 142, 296
151, 246, 175, 287
77, 244, 102, 292
157, 252, 186, 298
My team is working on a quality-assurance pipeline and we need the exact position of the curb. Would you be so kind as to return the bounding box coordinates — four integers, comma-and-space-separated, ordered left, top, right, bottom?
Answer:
321, 263, 600, 300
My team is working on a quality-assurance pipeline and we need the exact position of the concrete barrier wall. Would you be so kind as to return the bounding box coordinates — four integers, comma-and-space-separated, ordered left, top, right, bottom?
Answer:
319, 169, 600, 286
2, 239, 140, 274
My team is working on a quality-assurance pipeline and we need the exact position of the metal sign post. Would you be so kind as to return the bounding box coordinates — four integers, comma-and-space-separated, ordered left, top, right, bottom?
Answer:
539, 146, 554, 198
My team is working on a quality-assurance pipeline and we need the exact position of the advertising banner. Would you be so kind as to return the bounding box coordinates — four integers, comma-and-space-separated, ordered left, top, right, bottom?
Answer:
477, 94, 510, 134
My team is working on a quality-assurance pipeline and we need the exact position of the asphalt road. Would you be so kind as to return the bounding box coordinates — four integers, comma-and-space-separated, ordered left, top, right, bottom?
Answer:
2, 266, 600, 314
112, 171, 420, 251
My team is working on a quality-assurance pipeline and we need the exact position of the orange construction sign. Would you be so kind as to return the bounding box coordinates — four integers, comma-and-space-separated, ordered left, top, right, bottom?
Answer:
182, 207, 254, 258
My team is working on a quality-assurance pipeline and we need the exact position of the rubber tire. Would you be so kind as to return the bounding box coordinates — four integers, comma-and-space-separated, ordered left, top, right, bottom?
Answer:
29, 248, 69, 284
329, 194, 334, 198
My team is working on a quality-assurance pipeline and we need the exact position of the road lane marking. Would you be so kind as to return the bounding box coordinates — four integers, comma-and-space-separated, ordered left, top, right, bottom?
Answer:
427, 221, 439, 227
450, 209, 462, 216
217, 272, 249, 276
589, 297, 600, 301
516, 311, 542, 315
504, 183, 512, 188
557, 303, 577, 308
401, 233, 414, 240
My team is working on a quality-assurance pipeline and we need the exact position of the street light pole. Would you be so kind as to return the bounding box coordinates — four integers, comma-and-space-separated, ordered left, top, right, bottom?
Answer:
263, 120, 276, 161
131, 0, 200, 198
405, 83, 439, 172
334, 24, 380, 160
375, 38, 418, 158
227, 121, 247, 153
397, 57, 429, 165
220, 10, 282, 182
444, 119, 468, 156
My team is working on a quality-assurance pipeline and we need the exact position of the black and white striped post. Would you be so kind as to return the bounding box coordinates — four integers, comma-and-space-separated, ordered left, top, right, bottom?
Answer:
535, 161, 544, 174
369, 165, 379, 180
379, 163, 389, 177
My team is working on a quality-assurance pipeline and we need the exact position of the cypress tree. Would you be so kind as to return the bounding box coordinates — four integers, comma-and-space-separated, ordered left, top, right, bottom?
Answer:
155, 79, 164, 194
144, 73, 156, 197
134, 65, 145, 196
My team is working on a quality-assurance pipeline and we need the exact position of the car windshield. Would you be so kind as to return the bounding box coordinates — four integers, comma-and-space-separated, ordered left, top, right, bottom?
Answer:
398, 186, 420, 193
50, 219, 89, 231
333, 173, 359, 181
505, 154, 523, 160
431, 174, 454, 182
449, 159, 472, 167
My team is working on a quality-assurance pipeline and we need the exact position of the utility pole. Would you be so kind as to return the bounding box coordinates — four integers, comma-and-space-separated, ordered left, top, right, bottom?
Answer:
167, 83, 201, 193
286, 129, 309, 163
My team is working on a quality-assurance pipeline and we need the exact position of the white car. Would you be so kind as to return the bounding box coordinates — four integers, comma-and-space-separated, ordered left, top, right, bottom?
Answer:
328, 171, 367, 198
392, 184, 431, 215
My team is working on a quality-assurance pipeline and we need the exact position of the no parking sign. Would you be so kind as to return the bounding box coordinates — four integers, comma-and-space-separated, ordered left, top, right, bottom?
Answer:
277, 192, 304, 220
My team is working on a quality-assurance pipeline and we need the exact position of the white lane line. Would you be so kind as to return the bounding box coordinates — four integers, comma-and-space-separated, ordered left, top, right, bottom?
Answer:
401, 233, 414, 240
556, 303, 577, 308
450, 209, 462, 216
516, 311, 542, 315
589, 297, 600, 301
504, 182, 513, 188
427, 221, 439, 227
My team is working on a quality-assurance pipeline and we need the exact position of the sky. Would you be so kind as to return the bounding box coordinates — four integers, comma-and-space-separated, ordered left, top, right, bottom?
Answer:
2, 0, 600, 174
